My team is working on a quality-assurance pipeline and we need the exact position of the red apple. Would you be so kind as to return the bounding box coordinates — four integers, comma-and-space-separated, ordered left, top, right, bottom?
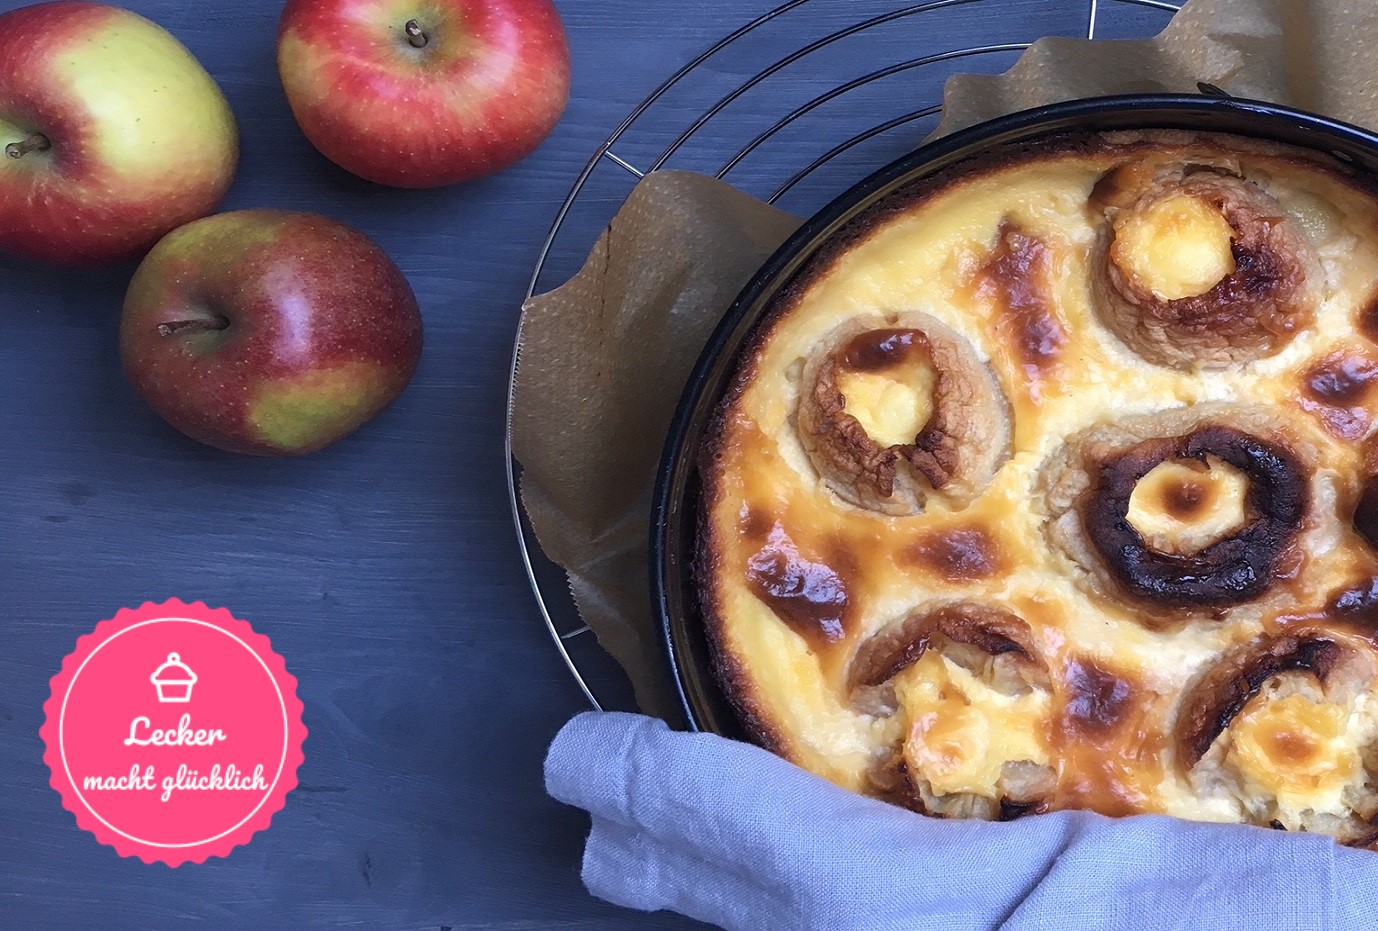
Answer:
277, 0, 570, 188
0, 1, 238, 265
120, 210, 423, 456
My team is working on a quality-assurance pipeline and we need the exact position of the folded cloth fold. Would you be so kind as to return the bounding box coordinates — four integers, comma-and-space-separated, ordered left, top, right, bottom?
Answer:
545, 711, 1378, 930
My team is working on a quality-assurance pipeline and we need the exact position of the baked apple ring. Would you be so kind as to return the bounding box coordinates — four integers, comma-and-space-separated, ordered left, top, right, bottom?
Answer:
848, 603, 1055, 820
796, 313, 1011, 515
1175, 630, 1378, 839
1042, 404, 1316, 618
1090, 162, 1323, 369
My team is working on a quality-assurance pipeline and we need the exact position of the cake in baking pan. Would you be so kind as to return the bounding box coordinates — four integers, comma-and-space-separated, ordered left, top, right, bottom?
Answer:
697, 129, 1378, 845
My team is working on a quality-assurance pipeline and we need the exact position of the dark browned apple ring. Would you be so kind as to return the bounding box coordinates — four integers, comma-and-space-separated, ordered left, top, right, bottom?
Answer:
1086, 426, 1306, 607
1042, 404, 1315, 618
1090, 162, 1323, 369
848, 603, 1054, 820
797, 313, 1011, 516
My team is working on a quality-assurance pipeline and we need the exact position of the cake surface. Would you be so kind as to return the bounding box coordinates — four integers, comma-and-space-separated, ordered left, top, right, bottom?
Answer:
697, 129, 1378, 844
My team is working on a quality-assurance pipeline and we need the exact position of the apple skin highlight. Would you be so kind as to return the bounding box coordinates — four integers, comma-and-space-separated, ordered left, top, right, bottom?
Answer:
277, 0, 570, 187
0, 1, 238, 264
120, 210, 424, 456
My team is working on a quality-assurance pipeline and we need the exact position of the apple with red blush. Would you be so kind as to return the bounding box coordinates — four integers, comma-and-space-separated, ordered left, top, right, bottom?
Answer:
277, 0, 570, 187
0, 1, 238, 264
120, 210, 423, 456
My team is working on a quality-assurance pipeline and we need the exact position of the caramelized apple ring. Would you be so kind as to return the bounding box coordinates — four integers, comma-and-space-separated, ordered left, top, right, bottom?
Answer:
797, 313, 1011, 516
1176, 631, 1378, 838
1042, 404, 1318, 620
848, 603, 1055, 820
1090, 162, 1323, 369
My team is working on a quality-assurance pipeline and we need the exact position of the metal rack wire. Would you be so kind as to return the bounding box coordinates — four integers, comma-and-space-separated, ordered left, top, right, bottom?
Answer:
507, 0, 1182, 711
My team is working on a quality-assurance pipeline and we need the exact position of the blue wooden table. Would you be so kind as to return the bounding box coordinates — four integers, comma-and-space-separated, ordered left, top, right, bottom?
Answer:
0, 1, 1172, 926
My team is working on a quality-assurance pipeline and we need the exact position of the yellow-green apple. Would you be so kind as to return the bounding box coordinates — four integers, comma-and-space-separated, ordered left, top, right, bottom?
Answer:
120, 210, 423, 456
0, 1, 238, 265
277, 0, 569, 188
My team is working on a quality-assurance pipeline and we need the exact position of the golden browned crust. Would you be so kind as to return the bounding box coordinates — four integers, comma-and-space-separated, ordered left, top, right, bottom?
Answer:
691, 128, 1378, 830
694, 475, 792, 756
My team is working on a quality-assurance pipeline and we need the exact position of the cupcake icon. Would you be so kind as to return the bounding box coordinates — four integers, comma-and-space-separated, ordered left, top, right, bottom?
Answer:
150, 652, 197, 703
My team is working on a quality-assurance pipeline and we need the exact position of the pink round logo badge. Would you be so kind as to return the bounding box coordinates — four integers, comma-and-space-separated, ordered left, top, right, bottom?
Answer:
40, 600, 307, 865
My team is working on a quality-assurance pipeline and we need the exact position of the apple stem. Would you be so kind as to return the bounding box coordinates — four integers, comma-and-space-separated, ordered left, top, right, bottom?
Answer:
404, 19, 428, 48
5, 132, 50, 160
157, 318, 230, 337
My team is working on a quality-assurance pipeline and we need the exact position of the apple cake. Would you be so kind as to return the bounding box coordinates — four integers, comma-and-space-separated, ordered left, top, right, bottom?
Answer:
697, 128, 1378, 845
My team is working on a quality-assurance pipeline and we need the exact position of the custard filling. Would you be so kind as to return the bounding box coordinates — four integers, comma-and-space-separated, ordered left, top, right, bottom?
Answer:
1227, 692, 1362, 817
895, 651, 1050, 798
837, 363, 936, 449
1126, 456, 1249, 555
1113, 193, 1237, 300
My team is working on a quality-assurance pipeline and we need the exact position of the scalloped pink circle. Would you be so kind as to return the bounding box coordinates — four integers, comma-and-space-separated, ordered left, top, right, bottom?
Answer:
40, 600, 307, 866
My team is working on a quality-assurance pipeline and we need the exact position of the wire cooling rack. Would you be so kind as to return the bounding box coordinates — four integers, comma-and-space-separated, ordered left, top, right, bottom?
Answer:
507, 0, 1182, 712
